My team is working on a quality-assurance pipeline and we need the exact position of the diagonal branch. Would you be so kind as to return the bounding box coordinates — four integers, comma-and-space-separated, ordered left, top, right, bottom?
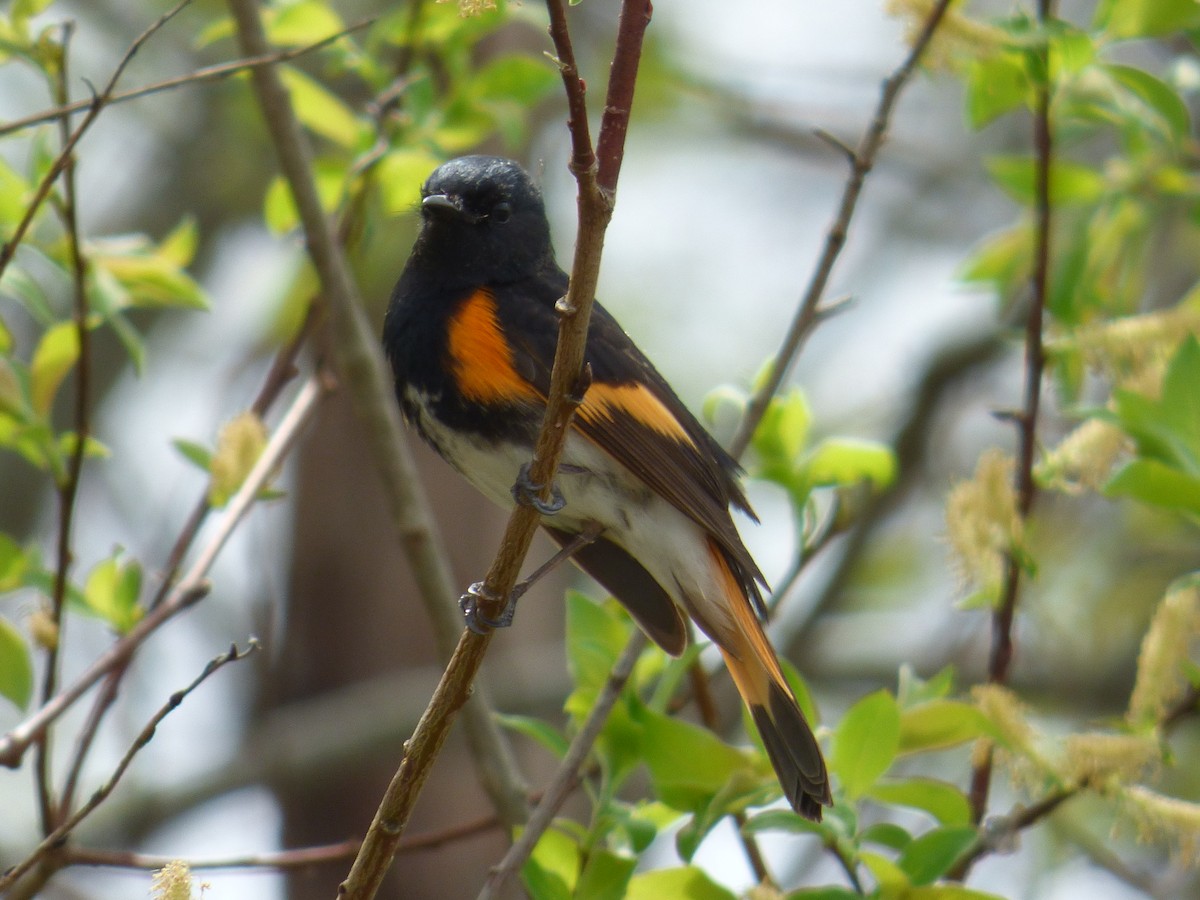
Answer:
333, 1, 651, 897
728, 0, 957, 457
0, 374, 325, 768
0, 641, 261, 894
0, 0, 193, 281
0, 20, 372, 139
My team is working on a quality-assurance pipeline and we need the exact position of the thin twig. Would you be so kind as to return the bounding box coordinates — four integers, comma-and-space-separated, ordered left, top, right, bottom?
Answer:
0, 375, 325, 768
67, 809, 503, 873
54, 305, 318, 827
0, 641, 261, 893
0, 0, 193, 281
952, 788, 1075, 877
728, 0, 957, 458
0, 20, 373, 139
968, 0, 1056, 827
46, 22, 96, 826
478, 634, 646, 900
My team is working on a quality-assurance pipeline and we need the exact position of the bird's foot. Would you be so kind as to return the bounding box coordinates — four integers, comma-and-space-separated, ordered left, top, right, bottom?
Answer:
459, 581, 526, 634
511, 462, 565, 515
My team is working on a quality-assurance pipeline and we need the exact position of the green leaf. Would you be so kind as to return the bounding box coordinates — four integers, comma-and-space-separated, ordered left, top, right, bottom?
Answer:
1094, 0, 1200, 38
753, 388, 811, 468
860, 821, 914, 851
0, 355, 26, 417
1108, 64, 1191, 140
867, 778, 973, 827
742, 807, 826, 837
279, 65, 363, 148
986, 157, 1106, 206
263, 161, 346, 233
638, 706, 755, 811
574, 849, 635, 900
172, 438, 213, 473
92, 247, 208, 311
1105, 459, 1200, 515
565, 592, 630, 702
470, 54, 558, 106
0, 534, 29, 592
802, 438, 896, 490
30, 321, 79, 416
859, 851, 910, 892
899, 700, 998, 753
896, 827, 979, 886
81, 551, 143, 633
905, 888, 1006, 900
158, 217, 200, 268
494, 713, 569, 757
521, 825, 578, 900
786, 889, 863, 900
376, 149, 447, 216
957, 224, 1031, 296
625, 867, 736, 900
965, 52, 1030, 128
0, 155, 30, 229
0, 616, 33, 710
832, 690, 900, 799
268, 0, 344, 46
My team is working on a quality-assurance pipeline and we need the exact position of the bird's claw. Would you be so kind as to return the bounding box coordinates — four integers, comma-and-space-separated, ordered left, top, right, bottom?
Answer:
459, 581, 523, 634
512, 462, 565, 515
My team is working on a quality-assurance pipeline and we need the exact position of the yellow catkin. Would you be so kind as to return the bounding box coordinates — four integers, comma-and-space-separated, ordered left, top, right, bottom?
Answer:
946, 450, 1021, 599
1127, 581, 1200, 730
1062, 733, 1159, 787
1037, 418, 1131, 494
439, 0, 497, 17
884, 0, 1006, 69
1123, 785, 1200, 867
150, 861, 194, 900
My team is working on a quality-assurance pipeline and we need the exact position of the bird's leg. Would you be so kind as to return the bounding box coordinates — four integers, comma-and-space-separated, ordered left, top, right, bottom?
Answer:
511, 461, 566, 515
459, 522, 603, 634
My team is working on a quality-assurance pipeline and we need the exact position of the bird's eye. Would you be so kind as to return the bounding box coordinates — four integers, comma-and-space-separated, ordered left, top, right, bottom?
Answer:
491, 202, 512, 224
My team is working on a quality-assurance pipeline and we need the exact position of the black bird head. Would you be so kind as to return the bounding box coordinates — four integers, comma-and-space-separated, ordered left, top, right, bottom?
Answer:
411, 156, 556, 287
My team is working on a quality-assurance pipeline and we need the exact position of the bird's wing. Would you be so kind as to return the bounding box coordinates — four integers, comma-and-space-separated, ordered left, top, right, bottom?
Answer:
493, 275, 766, 601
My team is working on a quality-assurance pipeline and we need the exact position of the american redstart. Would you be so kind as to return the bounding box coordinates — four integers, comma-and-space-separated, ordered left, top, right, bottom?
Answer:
384, 155, 831, 819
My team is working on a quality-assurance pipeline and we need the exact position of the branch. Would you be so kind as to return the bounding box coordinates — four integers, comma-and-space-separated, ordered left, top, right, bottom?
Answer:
223, 0, 533, 879
478, 633, 647, 900
0, 375, 325, 768
36, 18, 90, 838
0, 21, 372, 139
0, 641, 261, 894
728, 0, 958, 457
0, 0, 192, 281
969, 0, 1056, 825
334, 1, 651, 896
67, 811, 500, 873
951, 787, 1075, 878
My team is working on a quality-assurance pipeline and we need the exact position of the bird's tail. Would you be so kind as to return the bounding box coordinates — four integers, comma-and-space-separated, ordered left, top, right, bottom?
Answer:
709, 543, 832, 820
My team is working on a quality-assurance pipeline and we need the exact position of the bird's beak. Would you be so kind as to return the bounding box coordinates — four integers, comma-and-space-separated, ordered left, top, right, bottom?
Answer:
422, 193, 460, 215
421, 193, 484, 224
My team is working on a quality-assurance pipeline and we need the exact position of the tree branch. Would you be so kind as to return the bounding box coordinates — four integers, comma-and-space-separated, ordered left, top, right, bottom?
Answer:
0, 20, 373, 139
478, 633, 647, 900
0, 0, 192, 281
0, 375, 325, 768
728, 0, 958, 457
969, 0, 1056, 826
0, 642, 261, 894
333, 1, 651, 896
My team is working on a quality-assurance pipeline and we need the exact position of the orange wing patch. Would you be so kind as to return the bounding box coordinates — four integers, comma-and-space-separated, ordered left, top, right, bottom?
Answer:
446, 289, 539, 404
578, 382, 698, 448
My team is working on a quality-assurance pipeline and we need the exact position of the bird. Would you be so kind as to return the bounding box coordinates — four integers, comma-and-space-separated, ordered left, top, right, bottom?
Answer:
383, 155, 832, 820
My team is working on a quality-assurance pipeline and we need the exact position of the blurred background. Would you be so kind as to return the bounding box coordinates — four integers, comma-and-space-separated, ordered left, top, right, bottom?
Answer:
1, 0, 1197, 897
